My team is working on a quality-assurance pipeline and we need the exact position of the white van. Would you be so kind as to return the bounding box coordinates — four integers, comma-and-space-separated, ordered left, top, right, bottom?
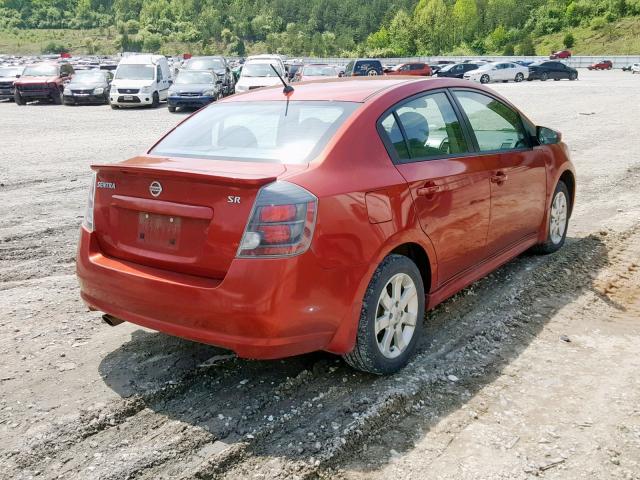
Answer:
110, 54, 171, 108
235, 58, 287, 93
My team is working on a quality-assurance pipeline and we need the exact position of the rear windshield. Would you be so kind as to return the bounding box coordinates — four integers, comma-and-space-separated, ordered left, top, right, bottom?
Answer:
150, 101, 359, 164
186, 58, 224, 70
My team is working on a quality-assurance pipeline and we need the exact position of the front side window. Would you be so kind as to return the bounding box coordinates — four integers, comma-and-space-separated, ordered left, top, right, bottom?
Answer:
454, 90, 528, 152
150, 101, 359, 164
381, 92, 468, 162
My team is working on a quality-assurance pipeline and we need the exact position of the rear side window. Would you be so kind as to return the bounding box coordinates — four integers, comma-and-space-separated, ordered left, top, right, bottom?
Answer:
454, 90, 528, 152
150, 101, 359, 164
380, 92, 468, 162
380, 114, 409, 160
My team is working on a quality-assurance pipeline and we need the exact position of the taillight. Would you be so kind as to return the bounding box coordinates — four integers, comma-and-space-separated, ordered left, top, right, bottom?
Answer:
237, 181, 317, 258
82, 172, 97, 232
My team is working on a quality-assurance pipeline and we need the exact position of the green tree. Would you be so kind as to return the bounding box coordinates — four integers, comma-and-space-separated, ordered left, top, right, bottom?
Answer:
563, 31, 575, 48
452, 0, 478, 43
388, 9, 416, 56
414, 0, 450, 54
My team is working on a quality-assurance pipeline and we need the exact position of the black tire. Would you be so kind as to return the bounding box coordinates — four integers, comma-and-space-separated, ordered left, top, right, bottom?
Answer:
515, 73, 524, 82
151, 91, 159, 108
480, 74, 490, 84
343, 254, 425, 375
51, 88, 62, 105
569, 72, 578, 80
110, 104, 119, 110
541, 72, 548, 81
554, 78, 560, 81
367, 69, 378, 76
167, 105, 176, 113
14, 91, 25, 105
532, 181, 570, 255
104, 94, 110, 105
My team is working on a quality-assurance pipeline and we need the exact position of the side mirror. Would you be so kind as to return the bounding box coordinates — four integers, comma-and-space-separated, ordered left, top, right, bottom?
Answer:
537, 126, 562, 145
216, 79, 222, 84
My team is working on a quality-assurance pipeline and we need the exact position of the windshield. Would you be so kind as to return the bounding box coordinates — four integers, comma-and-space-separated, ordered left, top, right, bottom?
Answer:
302, 65, 336, 77
73, 70, 107, 81
150, 101, 359, 164
115, 64, 154, 80
241, 63, 283, 78
0, 67, 22, 77
23, 64, 58, 77
175, 70, 214, 84
186, 58, 224, 70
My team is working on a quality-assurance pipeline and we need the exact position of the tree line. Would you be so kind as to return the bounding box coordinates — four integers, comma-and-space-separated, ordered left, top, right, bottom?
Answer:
0, 0, 638, 55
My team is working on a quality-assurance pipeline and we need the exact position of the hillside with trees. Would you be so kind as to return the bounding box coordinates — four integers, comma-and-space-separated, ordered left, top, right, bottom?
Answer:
0, 0, 639, 55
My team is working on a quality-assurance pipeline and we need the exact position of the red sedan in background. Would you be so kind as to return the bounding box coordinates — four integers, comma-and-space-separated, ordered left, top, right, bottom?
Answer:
588, 60, 613, 70
385, 62, 432, 76
77, 77, 575, 374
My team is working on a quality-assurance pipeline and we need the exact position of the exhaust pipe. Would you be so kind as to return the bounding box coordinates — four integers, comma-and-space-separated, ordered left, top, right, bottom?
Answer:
102, 314, 124, 327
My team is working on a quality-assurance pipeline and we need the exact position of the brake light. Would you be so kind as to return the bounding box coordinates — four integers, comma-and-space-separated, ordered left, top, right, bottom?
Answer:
237, 182, 317, 258
82, 172, 97, 232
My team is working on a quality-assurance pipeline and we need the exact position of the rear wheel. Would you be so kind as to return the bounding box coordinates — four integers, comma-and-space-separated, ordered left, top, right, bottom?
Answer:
480, 74, 490, 84
532, 181, 570, 254
515, 72, 524, 82
540, 72, 549, 81
367, 69, 378, 76
343, 254, 424, 375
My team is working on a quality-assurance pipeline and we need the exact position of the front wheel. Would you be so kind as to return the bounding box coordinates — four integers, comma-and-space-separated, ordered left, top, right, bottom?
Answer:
480, 74, 490, 84
51, 89, 62, 105
14, 91, 25, 105
343, 254, 425, 375
167, 105, 176, 113
515, 73, 524, 82
569, 72, 578, 80
532, 181, 570, 254
151, 91, 159, 108
541, 72, 549, 81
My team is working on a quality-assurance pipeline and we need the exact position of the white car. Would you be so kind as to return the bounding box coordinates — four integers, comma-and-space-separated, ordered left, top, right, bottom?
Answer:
632, 63, 640, 74
110, 54, 171, 108
235, 60, 287, 93
463, 61, 529, 84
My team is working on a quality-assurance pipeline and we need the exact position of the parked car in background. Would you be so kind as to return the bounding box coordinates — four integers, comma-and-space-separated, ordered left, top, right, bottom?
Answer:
286, 62, 304, 81
463, 61, 528, 84
167, 69, 221, 112
0, 65, 24, 101
183, 56, 235, 96
246, 54, 287, 76
235, 59, 287, 93
385, 62, 432, 76
631, 63, 640, 74
436, 62, 481, 79
344, 59, 384, 76
550, 50, 572, 59
110, 55, 171, 108
63, 69, 112, 105
14, 62, 74, 105
588, 60, 613, 70
296, 64, 339, 81
527, 61, 578, 81
77, 77, 575, 375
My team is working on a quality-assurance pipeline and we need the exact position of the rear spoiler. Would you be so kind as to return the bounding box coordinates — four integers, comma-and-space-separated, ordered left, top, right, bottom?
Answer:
91, 164, 277, 187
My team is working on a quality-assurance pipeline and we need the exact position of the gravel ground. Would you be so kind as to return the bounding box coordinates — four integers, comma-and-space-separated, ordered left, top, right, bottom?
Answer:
1, 70, 639, 480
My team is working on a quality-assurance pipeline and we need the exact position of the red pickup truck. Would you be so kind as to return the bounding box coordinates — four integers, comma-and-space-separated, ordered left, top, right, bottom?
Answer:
385, 62, 432, 76
14, 62, 74, 105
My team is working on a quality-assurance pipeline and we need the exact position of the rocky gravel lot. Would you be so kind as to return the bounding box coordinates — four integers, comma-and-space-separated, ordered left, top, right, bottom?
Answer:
1, 70, 639, 480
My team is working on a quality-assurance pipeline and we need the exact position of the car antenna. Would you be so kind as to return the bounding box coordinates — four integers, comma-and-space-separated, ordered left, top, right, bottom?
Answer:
270, 64, 294, 95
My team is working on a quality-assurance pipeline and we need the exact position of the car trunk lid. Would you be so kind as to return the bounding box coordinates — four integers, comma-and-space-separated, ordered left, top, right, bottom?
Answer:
91, 156, 293, 278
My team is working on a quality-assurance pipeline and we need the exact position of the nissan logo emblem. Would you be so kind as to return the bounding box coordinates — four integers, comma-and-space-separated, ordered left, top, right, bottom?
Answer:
149, 181, 162, 197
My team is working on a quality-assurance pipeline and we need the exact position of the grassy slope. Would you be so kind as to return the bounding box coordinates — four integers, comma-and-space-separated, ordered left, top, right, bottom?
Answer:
535, 17, 640, 56
1, 16, 640, 56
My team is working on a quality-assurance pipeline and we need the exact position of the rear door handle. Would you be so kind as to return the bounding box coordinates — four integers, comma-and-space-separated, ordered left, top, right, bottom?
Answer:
490, 171, 508, 183
417, 185, 440, 196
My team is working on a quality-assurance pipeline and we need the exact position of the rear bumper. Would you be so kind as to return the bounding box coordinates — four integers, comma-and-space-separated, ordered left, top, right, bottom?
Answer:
76, 227, 368, 359
168, 95, 215, 108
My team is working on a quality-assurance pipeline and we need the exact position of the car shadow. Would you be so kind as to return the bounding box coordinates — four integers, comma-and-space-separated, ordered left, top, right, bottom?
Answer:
98, 234, 610, 475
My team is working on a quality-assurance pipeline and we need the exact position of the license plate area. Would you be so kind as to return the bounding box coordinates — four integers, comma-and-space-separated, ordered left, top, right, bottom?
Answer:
138, 212, 181, 250
124, 95, 134, 100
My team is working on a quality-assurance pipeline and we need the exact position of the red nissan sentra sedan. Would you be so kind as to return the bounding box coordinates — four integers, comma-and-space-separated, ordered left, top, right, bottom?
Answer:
77, 77, 575, 374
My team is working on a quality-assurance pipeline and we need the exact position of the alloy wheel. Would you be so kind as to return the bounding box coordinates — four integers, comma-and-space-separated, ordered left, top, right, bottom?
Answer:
549, 191, 568, 244
375, 273, 418, 359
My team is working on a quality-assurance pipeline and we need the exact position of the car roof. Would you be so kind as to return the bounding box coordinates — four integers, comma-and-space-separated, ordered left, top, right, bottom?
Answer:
225, 77, 470, 103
